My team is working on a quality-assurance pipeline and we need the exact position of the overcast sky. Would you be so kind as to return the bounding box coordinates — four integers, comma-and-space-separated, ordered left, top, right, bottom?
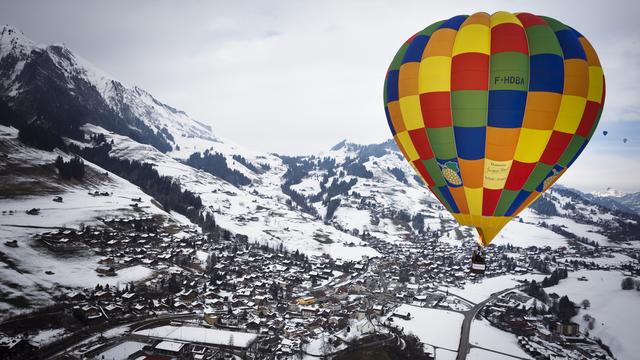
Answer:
2, 0, 639, 191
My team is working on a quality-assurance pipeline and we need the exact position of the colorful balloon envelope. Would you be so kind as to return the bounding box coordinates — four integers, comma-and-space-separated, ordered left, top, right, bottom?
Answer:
384, 12, 605, 246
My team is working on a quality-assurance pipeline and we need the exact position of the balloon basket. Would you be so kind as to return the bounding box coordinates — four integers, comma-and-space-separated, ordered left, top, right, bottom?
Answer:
470, 247, 486, 275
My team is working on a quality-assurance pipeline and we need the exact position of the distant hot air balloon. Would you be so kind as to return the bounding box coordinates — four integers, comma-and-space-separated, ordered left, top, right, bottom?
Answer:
384, 12, 605, 271
623, 138, 628, 143
603, 131, 608, 136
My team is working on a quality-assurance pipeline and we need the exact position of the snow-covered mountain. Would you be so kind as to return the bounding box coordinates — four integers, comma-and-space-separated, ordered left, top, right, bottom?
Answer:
588, 188, 640, 216
0, 24, 215, 153
592, 188, 626, 198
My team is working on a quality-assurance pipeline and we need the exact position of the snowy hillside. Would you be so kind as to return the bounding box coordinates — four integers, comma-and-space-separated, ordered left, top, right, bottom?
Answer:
79, 124, 379, 261
0, 125, 179, 316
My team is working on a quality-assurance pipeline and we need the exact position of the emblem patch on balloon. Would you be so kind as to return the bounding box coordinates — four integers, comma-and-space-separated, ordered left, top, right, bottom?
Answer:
440, 161, 463, 186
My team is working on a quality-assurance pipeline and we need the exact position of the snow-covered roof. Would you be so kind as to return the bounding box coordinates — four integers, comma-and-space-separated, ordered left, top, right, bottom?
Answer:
155, 340, 185, 352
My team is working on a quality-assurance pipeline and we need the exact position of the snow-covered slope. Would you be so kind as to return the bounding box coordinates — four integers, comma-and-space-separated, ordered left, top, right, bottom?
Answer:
81, 124, 380, 261
545, 270, 640, 360
0, 125, 177, 316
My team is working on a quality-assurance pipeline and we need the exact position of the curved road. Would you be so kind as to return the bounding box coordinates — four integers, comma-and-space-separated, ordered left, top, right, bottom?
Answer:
455, 286, 522, 360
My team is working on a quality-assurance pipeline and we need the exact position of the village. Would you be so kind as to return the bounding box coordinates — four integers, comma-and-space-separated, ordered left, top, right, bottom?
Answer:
1, 211, 638, 360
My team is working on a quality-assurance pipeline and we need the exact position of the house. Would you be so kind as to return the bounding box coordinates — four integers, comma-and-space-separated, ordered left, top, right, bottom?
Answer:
204, 311, 219, 325
205, 299, 226, 310
297, 296, 316, 305
301, 307, 319, 318
246, 320, 261, 333
153, 299, 169, 312
67, 290, 86, 301
372, 305, 385, 316
104, 304, 123, 317
94, 290, 112, 301
133, 303, 148, 313
179, 289, 198, 303
95, 266, 116, 276
154, 340, 187, 357
552, 321, 580, 337
98, 257, 115, 265
0, 337, 38, 360
505, 319, 535, 336
392, 308, 411, 320
122, 292, 136, 301
79, 305, 103, 320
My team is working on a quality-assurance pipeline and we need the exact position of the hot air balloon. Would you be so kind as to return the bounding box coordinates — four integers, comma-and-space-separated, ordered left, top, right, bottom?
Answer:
623, 138, 628, 143
603, 131, 608, 136
383, 12, 605, 273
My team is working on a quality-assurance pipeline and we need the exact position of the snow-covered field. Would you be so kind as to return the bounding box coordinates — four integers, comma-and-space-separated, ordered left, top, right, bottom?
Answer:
491, 213, 570, 249
386, 304, 463, 350
435, 348, 458, 360
470, 317, 532, 359
561, 253, 636, 266
29, 328, 66, 346
96, 340, 146, 360
332, 206, 372, 232
541, 216, 610, 245
468, 347, 529, 360
546, 270, 640, 360
134, 325, 257, 348
444, 274, 544, 304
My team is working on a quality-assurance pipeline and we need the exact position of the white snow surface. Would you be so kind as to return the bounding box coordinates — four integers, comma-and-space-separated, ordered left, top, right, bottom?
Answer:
97, 341, 146, 360
470, 317, 532, 359
561, 253, 636, 266
134, 325, 257, 348
546, 270, 640, 360
468, 347, 529, 360
386, 304, 463, 350
491, 212, 570, 249
29, 328, 66, 346
445, 274, 544, 304
435, 348, 458, 360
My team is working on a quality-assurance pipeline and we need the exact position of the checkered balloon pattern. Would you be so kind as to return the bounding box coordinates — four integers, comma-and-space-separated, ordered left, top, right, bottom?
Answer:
384, 12, 605, 246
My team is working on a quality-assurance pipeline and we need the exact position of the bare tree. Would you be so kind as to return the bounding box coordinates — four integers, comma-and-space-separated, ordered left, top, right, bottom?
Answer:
320, 334, 333, 360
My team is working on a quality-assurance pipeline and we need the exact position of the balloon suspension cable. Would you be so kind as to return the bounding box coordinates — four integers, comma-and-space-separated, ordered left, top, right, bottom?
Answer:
475, 228, 486, 248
